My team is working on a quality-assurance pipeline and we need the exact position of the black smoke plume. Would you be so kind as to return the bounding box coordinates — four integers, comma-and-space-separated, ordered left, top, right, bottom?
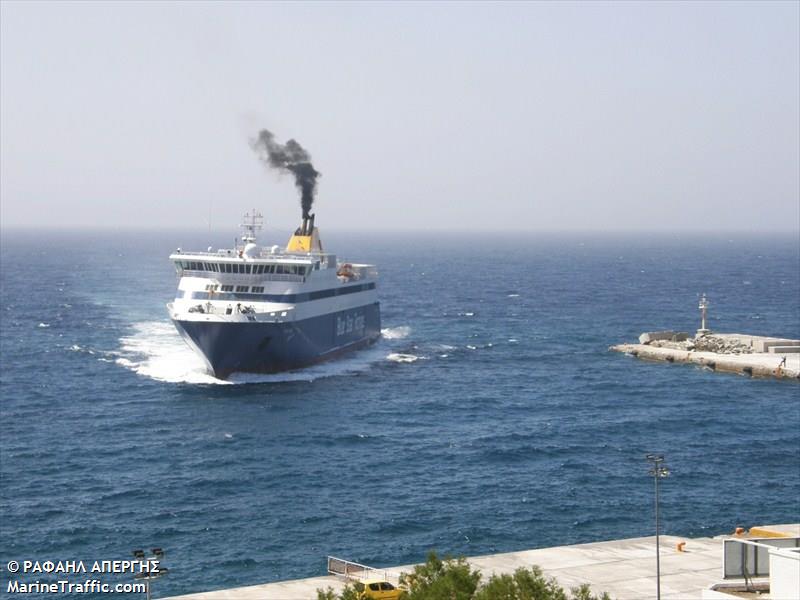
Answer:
251, 129, 320, 219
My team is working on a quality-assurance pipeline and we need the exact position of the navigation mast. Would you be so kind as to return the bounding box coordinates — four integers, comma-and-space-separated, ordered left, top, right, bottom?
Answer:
240, 209, 264, 244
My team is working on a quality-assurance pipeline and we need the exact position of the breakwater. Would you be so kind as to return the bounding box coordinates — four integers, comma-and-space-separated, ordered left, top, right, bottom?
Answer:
611, 332, 800, 380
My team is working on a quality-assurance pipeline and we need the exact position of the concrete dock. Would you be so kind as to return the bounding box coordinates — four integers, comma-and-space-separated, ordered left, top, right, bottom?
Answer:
163, 524, 800, 600
611, 332, 800, 381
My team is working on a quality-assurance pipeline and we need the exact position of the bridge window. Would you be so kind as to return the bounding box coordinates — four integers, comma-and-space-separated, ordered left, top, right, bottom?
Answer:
236, 285, 249, 292
221, 285, 233, 292
251, 286, 264, 293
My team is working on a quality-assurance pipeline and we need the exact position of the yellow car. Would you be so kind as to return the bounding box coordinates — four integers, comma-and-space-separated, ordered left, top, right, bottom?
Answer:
353, 579, 404, 600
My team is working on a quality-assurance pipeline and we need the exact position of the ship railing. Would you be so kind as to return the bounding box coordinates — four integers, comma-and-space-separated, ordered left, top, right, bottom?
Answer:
257, 308, 295, 322
351, 266, 378, 279
172, 250, 231, 257
186, 302, 295, 322
263, 274, 305, 283
182, 270, 305, 283
326, 556, 401, 584
172, 249, 338, 262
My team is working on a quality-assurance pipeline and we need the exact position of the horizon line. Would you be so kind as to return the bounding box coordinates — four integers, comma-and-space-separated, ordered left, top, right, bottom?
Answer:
1, 225, 799, 236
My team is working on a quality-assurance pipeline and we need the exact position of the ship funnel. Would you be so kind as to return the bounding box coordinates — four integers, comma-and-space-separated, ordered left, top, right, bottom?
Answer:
287, 213, 322, 253
296, 213, 316, 236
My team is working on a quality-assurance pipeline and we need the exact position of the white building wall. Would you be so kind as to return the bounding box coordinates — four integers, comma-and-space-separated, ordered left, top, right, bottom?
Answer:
769, 547, 800, 600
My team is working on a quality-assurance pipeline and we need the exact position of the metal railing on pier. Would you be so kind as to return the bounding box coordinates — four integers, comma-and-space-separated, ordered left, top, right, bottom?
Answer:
327, 556, 401, 583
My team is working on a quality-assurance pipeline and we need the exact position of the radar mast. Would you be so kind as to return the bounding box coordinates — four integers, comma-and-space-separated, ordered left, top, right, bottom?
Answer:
240, 209, 264, 244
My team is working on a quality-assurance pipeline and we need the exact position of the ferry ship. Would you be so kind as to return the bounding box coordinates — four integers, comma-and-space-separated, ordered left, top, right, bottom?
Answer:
167, 210, 381, 379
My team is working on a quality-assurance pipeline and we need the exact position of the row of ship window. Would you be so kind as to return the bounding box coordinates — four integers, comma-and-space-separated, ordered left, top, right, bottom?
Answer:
178, 261, 313, 275
205, 284, 265, 293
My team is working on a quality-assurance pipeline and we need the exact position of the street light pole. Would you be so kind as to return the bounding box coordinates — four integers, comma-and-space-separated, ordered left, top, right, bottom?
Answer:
646, 454, 669, 600
132, 548, 169, 600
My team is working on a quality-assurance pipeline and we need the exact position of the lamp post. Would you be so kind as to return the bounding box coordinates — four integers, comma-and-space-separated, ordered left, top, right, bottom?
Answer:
132, 548, 169, 600
646, 454, 669, 600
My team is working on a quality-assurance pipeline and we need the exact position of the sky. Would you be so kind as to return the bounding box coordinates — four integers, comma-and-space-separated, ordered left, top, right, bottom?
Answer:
1, 1, 798, 232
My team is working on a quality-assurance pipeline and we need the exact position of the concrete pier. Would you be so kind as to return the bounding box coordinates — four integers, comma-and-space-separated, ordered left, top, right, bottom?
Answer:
611, 332, 800, 381
162, 525, 799, 600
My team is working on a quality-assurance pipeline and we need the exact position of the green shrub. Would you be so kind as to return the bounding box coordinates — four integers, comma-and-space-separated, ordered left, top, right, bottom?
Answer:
567, 584, 611, 600
317, 583, 362, 600
400, 552, 482, 600
318, 552, 612, 600
475, 565, 567, 600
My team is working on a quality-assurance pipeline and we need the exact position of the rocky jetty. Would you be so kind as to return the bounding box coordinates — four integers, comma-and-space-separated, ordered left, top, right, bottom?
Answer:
640, 333, 754, 355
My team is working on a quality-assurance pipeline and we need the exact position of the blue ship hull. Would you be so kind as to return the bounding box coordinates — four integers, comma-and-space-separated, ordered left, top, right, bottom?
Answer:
172, 302, 381, 379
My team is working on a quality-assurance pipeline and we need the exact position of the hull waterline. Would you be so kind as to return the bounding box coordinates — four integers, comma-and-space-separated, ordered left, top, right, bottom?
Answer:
172, 302, 381, 379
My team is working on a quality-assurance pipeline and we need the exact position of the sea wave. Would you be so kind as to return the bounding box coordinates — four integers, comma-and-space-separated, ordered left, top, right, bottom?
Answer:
386, 353, 421, 363
116, 321, 222, 384
381, 326, 410, 340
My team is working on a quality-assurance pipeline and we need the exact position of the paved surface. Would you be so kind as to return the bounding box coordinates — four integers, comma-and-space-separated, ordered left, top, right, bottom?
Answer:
162, 526, 799, 600
611, 344, 800, 380
465, 534, 725, 600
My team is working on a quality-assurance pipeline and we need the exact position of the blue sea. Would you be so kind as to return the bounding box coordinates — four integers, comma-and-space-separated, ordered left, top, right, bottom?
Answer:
1, 230, 798, 598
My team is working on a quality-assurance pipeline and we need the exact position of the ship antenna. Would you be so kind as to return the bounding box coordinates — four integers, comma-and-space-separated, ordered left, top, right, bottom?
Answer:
240, 209, 264, 244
